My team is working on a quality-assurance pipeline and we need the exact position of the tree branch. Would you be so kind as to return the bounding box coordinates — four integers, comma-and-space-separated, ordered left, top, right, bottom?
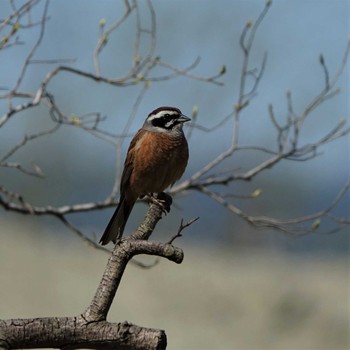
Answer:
0, 318, 166, 350
0, 199, 187, 349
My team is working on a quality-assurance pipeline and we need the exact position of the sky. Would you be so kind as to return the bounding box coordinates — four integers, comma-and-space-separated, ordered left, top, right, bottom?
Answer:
0, 0, 349, 253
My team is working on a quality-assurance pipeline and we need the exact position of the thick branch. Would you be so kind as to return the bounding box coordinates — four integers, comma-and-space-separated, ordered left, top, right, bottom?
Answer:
84, 197, 183, 322
0, 317, 166, 350
0, 198, 185, 349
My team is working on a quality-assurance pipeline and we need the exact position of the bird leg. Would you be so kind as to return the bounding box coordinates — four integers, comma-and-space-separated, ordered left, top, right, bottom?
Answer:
147, 192, 172, 214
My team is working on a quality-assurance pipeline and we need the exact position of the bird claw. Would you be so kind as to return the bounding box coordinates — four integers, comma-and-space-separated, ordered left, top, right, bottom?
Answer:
147, 192, 172, 214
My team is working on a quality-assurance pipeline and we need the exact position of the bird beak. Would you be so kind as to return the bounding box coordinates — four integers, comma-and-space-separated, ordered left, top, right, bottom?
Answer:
178, 114, 191, 123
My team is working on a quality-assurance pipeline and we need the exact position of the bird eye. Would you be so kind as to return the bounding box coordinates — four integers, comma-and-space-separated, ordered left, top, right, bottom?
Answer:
164, 113, 170, 118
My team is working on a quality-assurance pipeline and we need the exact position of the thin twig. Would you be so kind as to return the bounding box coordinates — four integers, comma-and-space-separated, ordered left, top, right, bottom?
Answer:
167, 217, 199, 244
93, 0, 136, 75
12, 0, 49, 92
1, 124, 60, 163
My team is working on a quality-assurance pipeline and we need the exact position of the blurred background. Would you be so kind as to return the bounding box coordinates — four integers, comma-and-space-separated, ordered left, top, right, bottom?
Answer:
0, 1, 349, 349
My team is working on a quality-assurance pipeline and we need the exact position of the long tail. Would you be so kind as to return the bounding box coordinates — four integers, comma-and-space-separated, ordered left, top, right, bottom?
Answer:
99, 196, 136, 245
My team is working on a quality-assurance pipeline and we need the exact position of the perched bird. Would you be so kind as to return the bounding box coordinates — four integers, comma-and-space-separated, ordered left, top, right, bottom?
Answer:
100, 106, 190, 245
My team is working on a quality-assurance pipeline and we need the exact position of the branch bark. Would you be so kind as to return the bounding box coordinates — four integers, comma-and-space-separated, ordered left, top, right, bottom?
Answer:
0, 200, 183, 349
0, 318, 166, 350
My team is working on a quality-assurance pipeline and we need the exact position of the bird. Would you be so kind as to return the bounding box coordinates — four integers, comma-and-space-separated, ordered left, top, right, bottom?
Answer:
99, 106, 190, 245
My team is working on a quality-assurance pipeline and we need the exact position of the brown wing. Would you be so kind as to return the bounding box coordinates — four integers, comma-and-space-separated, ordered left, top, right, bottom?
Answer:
99, 128, 146, 245
119, 128, 146, 197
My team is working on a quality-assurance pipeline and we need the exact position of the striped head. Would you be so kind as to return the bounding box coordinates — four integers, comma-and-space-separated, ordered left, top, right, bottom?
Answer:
143, 106, 190, 133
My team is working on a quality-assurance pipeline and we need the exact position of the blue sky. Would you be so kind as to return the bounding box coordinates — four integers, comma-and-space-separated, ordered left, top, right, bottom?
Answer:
0, 0, 349, 252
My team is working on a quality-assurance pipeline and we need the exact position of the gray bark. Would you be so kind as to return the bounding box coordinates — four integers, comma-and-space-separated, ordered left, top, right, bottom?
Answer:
0, 199, 183, 349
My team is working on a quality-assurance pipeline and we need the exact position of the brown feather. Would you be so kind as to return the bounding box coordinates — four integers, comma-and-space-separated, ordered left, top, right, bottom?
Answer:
100, 126, 188, 245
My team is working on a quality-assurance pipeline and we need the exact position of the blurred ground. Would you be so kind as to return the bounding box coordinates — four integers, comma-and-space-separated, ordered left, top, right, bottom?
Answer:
0, 221, 349, 350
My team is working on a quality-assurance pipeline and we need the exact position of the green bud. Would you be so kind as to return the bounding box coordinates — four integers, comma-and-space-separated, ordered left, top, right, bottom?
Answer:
99, 18, 106, 27
311, 219, 321, 231
250, 189, 262, 198
12, 22, 20, 34
136, 73, 144, 81
1, 35, 8, 46
192, 105, 199, 118
70, 115, 81, 126
339, 117, 346, 125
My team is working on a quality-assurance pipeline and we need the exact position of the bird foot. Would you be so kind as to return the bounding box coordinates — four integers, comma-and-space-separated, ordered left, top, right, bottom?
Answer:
147, 192, 172, 214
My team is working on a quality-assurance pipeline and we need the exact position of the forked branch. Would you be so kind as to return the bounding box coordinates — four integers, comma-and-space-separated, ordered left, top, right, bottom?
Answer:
0, 199, 187, 350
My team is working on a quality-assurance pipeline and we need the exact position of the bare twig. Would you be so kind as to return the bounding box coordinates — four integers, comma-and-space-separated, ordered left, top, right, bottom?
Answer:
1, 1, 349, 347
172, 1, 271, 192
1, 124, 60, 163
93, 0, 136, 75
12, 0, 49, 93
167, 217, 200, 244
0, 0, 39, 31
156, 58, 225, 86
0, 0, 348, 264
198, 181, 350, 235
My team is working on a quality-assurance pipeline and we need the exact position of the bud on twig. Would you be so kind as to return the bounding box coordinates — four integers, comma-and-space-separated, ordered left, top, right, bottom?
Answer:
192, 105, 199, 118
99, 18, 106, 28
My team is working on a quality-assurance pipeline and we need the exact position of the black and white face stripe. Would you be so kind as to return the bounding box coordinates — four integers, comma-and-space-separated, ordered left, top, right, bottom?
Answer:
148, 110, 181, 130
146, 107, 190, 131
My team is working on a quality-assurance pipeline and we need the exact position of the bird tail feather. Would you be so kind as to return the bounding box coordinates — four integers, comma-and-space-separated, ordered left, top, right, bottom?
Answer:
99, 197, 135, 245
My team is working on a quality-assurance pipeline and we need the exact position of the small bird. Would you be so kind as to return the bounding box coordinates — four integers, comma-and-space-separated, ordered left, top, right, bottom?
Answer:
100, 106, 190, 245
